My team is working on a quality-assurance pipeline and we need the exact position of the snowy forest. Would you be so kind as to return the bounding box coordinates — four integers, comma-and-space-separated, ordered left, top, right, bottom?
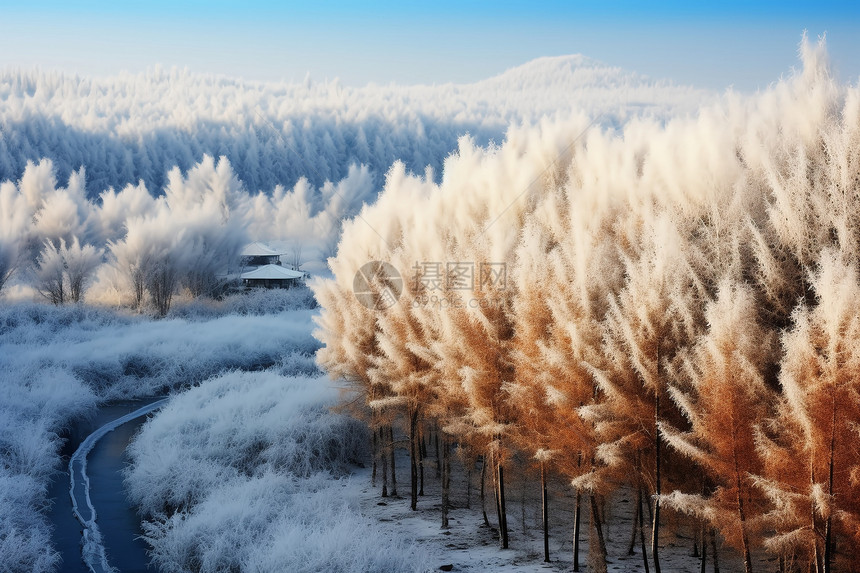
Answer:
314, 39, 860, 573
2, 34, 860, 573
0, 55, 700, 312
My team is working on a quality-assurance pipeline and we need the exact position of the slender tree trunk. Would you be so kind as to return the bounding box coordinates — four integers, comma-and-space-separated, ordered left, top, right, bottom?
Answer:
733, 454, 753, 573
710, 528, 720, 573
435, 426, 442, 478
811, 462, 822, 573
638, 487, 650, 573
410, 408, 419, 510
389, 425, 397, 496
480, 456, 490, 527
824, 390, 837, 573
498, 462, 509, 549
492, 453, 502, 530
541, 462, 549, 562
628, 486, 641, 555
700, 524, 707, 573
380, 427, 389, 497
652, 393, 662, 573
590, 494, 608, 573
466, 465, 472, 509
573, 490, 582, 572
693, 527, 699, 558
371, 427, 377, 487
520, 479, 527, 533
419, 423, 425, 497
442, 437, 450, 529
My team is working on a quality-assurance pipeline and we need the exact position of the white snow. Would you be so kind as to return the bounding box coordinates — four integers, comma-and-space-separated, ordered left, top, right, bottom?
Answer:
0, 293, 319, 572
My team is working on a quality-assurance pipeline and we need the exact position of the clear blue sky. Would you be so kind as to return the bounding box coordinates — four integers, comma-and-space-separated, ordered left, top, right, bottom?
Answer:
1, 1, 858, 90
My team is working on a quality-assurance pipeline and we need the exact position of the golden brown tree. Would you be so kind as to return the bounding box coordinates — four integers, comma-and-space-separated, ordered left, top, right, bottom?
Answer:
661, 280, 777, 573
757, 252, 860, 573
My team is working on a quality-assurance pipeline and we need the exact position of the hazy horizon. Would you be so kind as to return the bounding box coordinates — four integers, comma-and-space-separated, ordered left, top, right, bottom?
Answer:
1, 1, 858, 91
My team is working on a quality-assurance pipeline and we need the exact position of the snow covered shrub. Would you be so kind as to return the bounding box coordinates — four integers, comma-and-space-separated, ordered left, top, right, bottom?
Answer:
0, 297, 323, 572
33, 237, 103, 304
126, 371, 428, 572
167, 283, 317, 320
0, 301, 319, 398
0, 365, 96, 573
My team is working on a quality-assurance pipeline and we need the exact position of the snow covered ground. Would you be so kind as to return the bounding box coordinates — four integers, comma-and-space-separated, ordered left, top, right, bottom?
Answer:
125, 366, 751, 573
0, 289, 319, 573
124, 370, 432, 573
1, 286, 754, 573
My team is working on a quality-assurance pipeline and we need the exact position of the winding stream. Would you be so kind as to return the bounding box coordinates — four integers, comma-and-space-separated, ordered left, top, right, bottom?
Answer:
50, 398, 167, 573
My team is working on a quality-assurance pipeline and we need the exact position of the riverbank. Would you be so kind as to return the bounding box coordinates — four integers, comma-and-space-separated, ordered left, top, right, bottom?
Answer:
49, 398, 166, 573
0, 295, 319, 572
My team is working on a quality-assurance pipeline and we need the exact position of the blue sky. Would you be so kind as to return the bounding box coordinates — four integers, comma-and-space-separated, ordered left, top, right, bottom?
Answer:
1, 1, 858, 90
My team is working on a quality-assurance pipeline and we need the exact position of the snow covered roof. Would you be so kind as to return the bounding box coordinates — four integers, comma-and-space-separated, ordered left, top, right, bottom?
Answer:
241, 241, 282, 257
241, 264, 304, 280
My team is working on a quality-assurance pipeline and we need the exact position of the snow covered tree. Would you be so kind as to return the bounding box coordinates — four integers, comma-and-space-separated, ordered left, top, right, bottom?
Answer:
63, 237, 103, 302
34, 239, 67, 304
0, 237, 17, 295
757, 252, 860, 573
661, 280, 778, 573
589, 209, 703, 573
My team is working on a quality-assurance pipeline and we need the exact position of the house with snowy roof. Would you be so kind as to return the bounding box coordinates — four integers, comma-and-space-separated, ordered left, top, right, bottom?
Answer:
240, 241, 283, 267
239, 242, 306, 289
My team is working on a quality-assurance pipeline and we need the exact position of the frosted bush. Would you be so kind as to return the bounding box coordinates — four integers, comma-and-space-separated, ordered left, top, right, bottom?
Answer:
126, 371, 429, 572
167, 284, 317, 320
0, 366, 96, 573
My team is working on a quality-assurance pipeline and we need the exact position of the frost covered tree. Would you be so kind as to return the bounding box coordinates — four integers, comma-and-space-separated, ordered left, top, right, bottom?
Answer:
0, 238, 17, 295
590, 210, 703, 573
34, 237, 103, 304
63, 237, 104, 302
34, 240, 67, 305
661, 281, 777, 573
757, 252, 860, 573
368, 254, 434, 512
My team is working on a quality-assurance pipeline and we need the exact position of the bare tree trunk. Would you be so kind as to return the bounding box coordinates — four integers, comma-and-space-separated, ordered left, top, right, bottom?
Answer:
734, 459, 753, 573
498, 460, 509, 549
380, 427, 389, 497
590, 494, 608, 573
480, 456, 490, 527
700, 524, 707, 573
824, 392, 837, 573
652, 393, 662, 573
419, 423, 425, 496
628, 486, 641, 555
520, 479, 527, 533
442, 437, 451, 529
638, 487, 650, 573
573, 489, 582, 572
693, 527, 700, 558
541, 462, 549, 562
466, 465, 472, 509
710, 528, 720, 573
389, 425, 397, 496
435, 425, 441, 478
811, 462, 822, 573
371, 427, 377, 487
410, 408, 419, 510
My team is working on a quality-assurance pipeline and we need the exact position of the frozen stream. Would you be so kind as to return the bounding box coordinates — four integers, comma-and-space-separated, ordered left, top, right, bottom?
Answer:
49, 398, 167, 573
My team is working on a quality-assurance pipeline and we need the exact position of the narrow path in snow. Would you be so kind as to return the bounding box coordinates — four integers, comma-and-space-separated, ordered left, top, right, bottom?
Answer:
68, 398, 168, 573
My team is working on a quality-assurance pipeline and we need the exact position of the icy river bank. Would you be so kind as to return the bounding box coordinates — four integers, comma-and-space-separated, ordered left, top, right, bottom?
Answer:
49, 398, 166, 573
